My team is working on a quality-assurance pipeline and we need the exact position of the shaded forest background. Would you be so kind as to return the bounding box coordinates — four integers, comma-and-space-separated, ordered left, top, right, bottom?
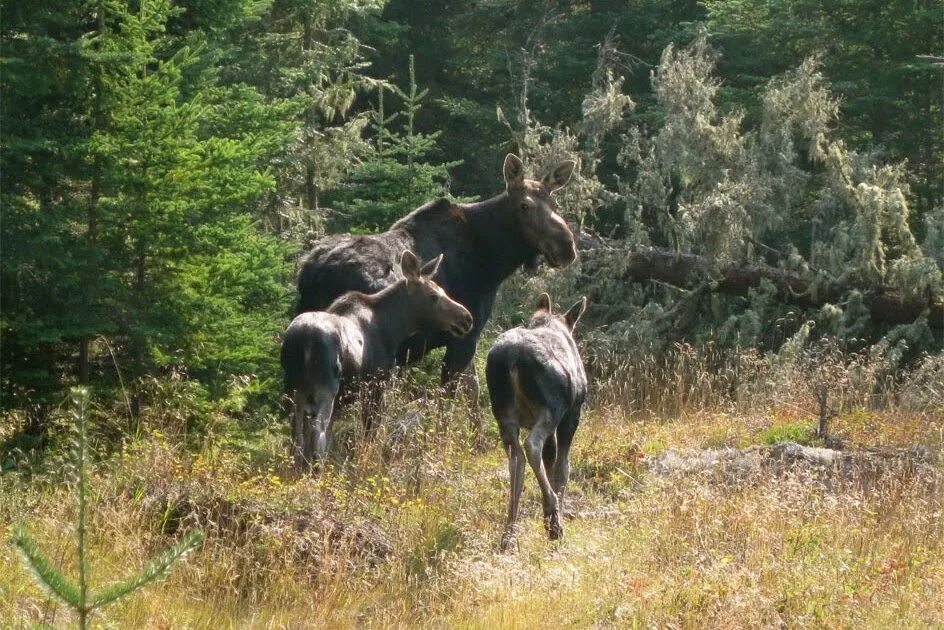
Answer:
2, 0, 942, 420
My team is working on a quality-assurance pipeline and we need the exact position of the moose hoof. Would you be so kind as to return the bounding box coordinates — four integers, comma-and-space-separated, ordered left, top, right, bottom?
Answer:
545, 512, 564, 541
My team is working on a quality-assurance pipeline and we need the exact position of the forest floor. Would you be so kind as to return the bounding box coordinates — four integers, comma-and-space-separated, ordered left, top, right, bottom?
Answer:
2, 388, 943, 628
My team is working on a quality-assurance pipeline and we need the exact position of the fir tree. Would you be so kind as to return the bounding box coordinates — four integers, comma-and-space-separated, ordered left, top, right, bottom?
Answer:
1, 0, 296, 403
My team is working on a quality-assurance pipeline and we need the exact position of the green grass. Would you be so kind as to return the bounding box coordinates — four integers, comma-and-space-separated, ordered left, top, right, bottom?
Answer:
760, 422, 816, 446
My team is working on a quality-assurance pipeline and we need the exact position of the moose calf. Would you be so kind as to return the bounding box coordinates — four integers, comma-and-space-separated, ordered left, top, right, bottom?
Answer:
281, 250, 473, 470
486, 293, 587, 550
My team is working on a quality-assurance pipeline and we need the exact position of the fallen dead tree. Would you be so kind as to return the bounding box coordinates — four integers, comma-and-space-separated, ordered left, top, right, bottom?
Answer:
577, 233, 944, 330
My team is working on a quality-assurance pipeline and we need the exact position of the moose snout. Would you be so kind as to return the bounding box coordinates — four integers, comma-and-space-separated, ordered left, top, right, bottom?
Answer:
543, 240, 578, 268
451, 309, 474, 337
556, 241, 578, 267
538, 219, 578, 267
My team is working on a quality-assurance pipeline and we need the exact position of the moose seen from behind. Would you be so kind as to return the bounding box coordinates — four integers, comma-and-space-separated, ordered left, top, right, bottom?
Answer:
486, 293, 588, 551
281, 250, 473, 470
295, 154, 578, 436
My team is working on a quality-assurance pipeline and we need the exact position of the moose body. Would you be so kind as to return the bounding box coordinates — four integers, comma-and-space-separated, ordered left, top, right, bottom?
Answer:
281, 251, 472, 468
295, 155, 578, 422
486, 293, 587, 550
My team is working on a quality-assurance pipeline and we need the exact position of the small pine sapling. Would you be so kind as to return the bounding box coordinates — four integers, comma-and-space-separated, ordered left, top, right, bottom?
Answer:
11, 387, 203, 629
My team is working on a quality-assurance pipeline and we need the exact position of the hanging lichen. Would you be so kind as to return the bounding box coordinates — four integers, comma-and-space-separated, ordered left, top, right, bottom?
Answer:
496, 29, 942, 370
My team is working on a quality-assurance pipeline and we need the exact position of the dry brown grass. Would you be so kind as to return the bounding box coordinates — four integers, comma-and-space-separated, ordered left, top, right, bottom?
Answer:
2, 351, 942, 628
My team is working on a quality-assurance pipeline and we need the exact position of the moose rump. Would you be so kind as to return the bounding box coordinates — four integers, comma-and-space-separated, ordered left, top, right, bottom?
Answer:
280, 317, 342, 467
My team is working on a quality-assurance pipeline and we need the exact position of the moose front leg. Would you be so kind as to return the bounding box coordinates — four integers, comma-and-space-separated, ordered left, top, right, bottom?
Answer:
442, 338, 484, 447
291, 390, 307, 472
360, 379, 386, 438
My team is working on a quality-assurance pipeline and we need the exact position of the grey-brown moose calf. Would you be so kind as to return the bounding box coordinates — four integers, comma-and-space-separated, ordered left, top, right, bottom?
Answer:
486, 293, 587, 550
281, 250, 473, 470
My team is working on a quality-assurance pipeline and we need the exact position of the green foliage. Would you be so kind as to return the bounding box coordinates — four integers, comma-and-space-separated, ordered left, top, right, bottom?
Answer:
553, 33, 941, 361
234, 0, 384, 239
10, 388, 203, 629
2, 0, 941, 420
705, 0, 943, 215
2, 0, 296, 406
85, 529, 204, 610
12, 524, 83, 613
760, 423, 815, 446
497, 29, 634, 233
327, 55, 462, 232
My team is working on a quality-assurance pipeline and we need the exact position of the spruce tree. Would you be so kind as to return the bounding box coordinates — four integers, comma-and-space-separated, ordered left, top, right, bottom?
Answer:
230, 0, 382, 238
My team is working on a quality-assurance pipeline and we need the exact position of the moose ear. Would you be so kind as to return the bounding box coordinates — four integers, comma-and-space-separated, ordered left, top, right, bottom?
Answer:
503, 153, 525, 189
420, 253, 443, 278
536, 292, 552, 313
542, 160, 575, 193
400, 250, 421, 280
564, 296, 587, 330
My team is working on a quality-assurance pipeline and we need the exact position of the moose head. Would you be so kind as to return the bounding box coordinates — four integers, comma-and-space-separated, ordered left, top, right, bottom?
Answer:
400, 250, 474, 338
502, 153, 578, 269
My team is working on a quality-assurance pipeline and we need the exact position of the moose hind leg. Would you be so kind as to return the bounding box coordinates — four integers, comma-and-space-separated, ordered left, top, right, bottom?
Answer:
552, 407, 581, 515
523, 409, 563, 541
310, 392, 336, 465
498, 416, 525, 551
298, 387, 336, 469
302, 394, 318, 467
542, 432, 557, 475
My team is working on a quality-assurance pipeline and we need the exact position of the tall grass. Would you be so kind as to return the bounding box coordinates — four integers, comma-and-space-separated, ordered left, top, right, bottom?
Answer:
2, 350, 942, 627
585, 341, 943, 421
8, 388, 202, 629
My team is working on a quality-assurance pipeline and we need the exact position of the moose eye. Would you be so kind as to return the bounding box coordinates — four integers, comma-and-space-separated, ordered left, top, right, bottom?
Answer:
520, 203, 529, 211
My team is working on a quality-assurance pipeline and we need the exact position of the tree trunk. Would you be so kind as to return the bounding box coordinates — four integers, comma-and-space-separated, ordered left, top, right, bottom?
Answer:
305, 163, 317, 211
78, 340, 90, 384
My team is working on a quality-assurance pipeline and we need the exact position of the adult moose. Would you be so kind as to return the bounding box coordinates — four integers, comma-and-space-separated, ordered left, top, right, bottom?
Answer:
295, 154, 578, 434
282, 250, 473, 469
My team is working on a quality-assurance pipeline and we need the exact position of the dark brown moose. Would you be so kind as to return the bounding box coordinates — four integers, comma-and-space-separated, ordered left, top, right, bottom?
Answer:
281, 250, 473, 469
486, 293, 587, 551
295, 154, 577, 434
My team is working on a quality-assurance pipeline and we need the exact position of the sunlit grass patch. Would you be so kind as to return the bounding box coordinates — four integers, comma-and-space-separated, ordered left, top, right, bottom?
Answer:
760, 421, 816, 445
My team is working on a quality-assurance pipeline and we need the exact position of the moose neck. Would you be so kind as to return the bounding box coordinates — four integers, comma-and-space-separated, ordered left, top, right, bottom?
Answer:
368, 282, 423, 356
461, 192, 538, 288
